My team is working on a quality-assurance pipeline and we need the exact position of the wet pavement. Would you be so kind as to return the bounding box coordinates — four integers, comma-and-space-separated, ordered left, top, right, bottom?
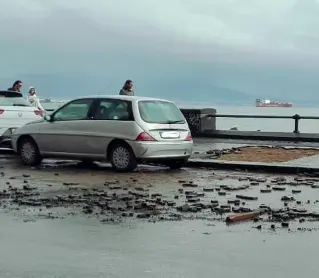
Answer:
2, 213, 319, 278
1, 214, 319, 278
1, 151, 319, 277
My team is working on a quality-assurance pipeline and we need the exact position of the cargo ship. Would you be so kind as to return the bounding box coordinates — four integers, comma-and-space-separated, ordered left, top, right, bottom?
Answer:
255, 99, 292, 107
39, 98, 53, 103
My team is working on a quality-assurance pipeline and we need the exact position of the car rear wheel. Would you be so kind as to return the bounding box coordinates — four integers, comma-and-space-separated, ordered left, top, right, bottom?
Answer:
165, 158, 188, 170
110, 143, 137, 172
18, 137, 42, 166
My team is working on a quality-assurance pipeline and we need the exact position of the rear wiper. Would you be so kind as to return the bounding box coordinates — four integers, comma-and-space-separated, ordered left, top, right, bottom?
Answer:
13, 104, 27, 107
165, 120, 185, 124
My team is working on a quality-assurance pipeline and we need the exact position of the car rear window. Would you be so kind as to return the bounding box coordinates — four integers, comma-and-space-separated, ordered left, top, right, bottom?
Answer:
0, 97, 30, 107
138, 100, 186, 124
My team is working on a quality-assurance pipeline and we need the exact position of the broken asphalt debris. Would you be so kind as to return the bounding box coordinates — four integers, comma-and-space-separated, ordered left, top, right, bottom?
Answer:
0, 170, 319, 232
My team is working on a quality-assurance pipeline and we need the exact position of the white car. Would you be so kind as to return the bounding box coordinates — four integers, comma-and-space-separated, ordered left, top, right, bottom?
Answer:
0, 90, 43, 148
11, 95, 194, 172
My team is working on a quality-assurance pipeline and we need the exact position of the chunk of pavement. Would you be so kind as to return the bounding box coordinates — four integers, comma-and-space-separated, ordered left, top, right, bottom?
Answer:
281, 196, 295, 201
235, 194, 258, 201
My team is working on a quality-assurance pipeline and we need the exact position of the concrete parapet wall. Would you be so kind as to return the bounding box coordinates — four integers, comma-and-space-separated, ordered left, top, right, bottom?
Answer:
180, 108, 216, 135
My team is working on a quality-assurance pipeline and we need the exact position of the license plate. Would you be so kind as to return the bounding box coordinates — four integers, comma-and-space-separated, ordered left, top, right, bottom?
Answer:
160, 131, 180, 139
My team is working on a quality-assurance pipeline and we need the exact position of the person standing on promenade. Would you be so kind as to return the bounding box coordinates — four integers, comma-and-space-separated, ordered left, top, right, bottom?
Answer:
27, 86, 45, 114
119, 80, 134, 96
8, 80, 23, 93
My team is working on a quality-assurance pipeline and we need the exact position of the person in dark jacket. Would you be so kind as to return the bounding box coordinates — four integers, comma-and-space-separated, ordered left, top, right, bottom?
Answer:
119, 80, 134, 96
8, 80, 23, 93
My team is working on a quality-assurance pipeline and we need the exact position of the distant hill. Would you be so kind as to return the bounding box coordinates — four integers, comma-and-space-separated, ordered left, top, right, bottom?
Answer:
0, 74, 253, 105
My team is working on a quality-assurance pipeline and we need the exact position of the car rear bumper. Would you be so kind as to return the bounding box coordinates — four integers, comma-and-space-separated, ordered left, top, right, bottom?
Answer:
129, 141, 194, 159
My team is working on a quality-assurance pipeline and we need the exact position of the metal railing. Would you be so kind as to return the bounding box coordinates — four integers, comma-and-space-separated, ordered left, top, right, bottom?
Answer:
205, 114, 319, 133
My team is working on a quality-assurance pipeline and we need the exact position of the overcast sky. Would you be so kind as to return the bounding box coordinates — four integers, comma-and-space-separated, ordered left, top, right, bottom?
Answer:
1, 0, 319, 101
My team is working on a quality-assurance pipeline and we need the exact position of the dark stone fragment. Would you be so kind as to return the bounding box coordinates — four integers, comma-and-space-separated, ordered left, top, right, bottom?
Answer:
232, 207, 241, 213
203, 187, 214, 192
167, 201, 175, 207
281, 222, 289, 228
176, 204, 191, 212
235, 195, 258, 201
273, 186, 286, 191
23, 185, 34, 191
182, 183, 198, 188
187, 198, 200, 203
281, 196, 295, 201
240, 207, 252, 213
63, 182, 79, 186
151, 193, 162, 198
136, 213, 151, 219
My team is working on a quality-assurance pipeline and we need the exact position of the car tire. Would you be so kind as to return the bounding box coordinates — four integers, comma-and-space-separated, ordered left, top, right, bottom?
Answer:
18, 137, 42, 166
165, 158, 188, 170
110, 143, 137, 172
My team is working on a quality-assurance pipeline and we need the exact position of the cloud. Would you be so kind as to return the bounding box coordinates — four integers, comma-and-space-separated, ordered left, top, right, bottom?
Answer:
2, 0, 319, 59
1, 0, 319, 101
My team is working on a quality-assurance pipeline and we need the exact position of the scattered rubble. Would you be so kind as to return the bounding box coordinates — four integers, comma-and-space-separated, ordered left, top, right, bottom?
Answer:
1, 169, 319, 233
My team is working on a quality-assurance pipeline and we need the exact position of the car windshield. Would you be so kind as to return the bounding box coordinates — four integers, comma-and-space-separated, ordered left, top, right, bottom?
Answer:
138, 100, 186, 124
0, 97, 30, 107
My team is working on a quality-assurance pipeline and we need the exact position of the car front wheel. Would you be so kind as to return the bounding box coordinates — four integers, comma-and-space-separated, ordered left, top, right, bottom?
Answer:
110, 143, 137, 172
18, 137, 43, 166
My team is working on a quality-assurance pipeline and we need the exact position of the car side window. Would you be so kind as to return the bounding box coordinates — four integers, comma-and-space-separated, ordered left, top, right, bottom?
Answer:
93, 99, 133, 121
53, 99, 93, 121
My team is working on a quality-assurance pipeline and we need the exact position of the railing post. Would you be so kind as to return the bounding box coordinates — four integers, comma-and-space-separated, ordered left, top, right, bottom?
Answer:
293, 114, 300, 133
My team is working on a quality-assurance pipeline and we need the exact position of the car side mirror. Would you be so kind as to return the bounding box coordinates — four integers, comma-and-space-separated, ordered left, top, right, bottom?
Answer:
44, 115, 52, 121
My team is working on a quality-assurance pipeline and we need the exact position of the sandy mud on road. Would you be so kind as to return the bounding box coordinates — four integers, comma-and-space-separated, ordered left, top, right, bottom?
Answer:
1, 156, 319, 232
218, 146, 319, 163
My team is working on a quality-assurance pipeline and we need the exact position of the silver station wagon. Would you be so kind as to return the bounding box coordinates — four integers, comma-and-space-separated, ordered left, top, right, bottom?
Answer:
11, 95, 194, 172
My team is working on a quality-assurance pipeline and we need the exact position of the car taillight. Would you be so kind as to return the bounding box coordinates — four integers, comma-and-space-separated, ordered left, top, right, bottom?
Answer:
185, 132, 193, 141
135, 132, 156, 141
34, 110, 42, 116
0, 109, 4, 115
